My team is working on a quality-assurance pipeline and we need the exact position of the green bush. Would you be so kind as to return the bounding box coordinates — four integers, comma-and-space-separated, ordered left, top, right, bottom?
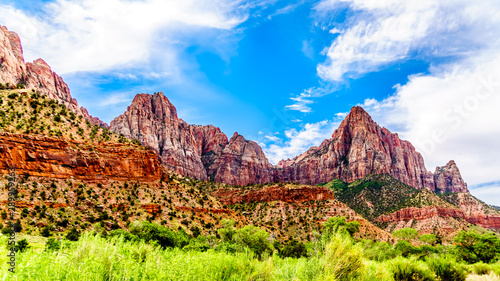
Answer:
426, 256, 468, 281
45, 238, 61, 251
390, 257, 436, 281
321, 233, 365, 280
279, 239, 308, 258
472, 262, 492, 275
66, 227, 80, 241
14, 239, 30, 252
453, 230, 500, 263
393, 228, 419, 242
233, 225, 273, 259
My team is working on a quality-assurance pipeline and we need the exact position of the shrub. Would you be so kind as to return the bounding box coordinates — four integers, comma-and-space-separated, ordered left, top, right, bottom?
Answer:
390, 257, 436, 281
472, 262, 492, 275
45, 238, 61, 251
14, 239, 30, 252
426, 256, 468, 281
66, 227, 80, 241
454, 230, 500, 263
279, 239, 308, 259
321, 233, 365, 280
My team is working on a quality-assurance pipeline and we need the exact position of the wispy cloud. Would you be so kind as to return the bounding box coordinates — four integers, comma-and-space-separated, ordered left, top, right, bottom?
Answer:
0, 0, 256, 74
263, 119, 341, 164
286, 86, 334, 113
99, 92, 132, 107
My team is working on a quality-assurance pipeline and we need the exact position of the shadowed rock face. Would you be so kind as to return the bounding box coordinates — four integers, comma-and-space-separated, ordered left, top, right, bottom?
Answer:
111, 93, 468, 194
0, 26, 105, 127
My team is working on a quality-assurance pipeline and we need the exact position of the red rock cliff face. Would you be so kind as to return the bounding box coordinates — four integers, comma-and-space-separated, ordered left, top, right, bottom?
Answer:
214, 185, 335, 205
434, 160, 468, 193
211, 133, 273, 186
110, 93, 273, 185
277, 107, 466, 193
0, 26, 104, 126
109, 92, 222, 180
0, 132, 162, 181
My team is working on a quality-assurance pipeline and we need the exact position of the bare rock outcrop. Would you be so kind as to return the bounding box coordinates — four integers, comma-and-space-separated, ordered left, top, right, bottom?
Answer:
434, 160, 468, 193
0, 26, 105, 126
278, 107, 464, 193
0, 132, 162, 181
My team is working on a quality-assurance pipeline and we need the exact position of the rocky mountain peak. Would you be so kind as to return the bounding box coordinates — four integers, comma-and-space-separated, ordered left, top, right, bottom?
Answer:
0, 25, 105, 127
434, 160, 468, 193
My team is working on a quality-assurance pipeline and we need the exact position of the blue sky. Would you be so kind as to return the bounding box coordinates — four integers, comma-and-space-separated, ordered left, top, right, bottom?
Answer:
1, 0, 500, 205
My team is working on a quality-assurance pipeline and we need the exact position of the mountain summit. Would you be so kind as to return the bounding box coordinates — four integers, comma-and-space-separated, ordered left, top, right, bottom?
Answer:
111, 93, 468, 193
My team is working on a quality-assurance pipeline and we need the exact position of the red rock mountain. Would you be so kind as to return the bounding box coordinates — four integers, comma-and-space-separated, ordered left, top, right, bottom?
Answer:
110, 93, 468, 193
0, 25, 468, 194
109, 93, 272, 186
0, 26, 104, 126
278, 107, 468, 193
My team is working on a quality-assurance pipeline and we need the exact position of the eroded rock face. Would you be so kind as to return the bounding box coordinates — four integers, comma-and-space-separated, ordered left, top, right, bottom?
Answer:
278, 107, 463, 192
434, 160, 468, 193
376, 205, 500, 231
0, 26, 105, 127
0, 132, 162, 181
110, 93, 275, 185
110, 92, 229, 180
112, 94, 469, 193
214, 185, 335, 205
211, 133, 273, 186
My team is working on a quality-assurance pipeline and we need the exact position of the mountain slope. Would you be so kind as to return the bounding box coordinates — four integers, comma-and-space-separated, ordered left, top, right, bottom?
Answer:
320, 174, 500, 234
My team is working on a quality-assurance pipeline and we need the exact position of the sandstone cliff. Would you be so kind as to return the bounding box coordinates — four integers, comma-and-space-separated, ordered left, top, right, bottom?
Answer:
111, 94, 468, 194
278, 107, 466, 193
110, 93, 274, 186
0, 132, 162, 181
0, 26, 104, 126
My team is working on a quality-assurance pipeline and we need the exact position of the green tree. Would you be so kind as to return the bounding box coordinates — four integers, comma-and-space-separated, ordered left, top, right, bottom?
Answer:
217, 219, 236, 242
454, 230, 500, 263
419, 233, 437, 245
234, 225, 272, 259
393, 227, 419, 242
323, 216, 360, 239
279, 239, 308, 258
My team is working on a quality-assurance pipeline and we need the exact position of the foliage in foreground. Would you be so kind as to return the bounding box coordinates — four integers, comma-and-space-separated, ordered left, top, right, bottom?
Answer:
1, 219, 500, 280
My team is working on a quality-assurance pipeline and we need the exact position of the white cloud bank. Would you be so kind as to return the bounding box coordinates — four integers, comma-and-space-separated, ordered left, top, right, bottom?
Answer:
281, 0, 500, 204
315, 0, 500, 81
0, 0, 254, 74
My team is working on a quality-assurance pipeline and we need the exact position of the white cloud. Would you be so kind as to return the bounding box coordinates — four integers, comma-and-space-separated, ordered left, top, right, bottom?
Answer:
470, 185, 500, 207
358, 48, 500, 205
301, 39, 314, 60
0, 0, 253, 74
99, 92, 132, 107
286, 86, 334, 113
264, 119, 340, 164
315, 0, 500, 81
